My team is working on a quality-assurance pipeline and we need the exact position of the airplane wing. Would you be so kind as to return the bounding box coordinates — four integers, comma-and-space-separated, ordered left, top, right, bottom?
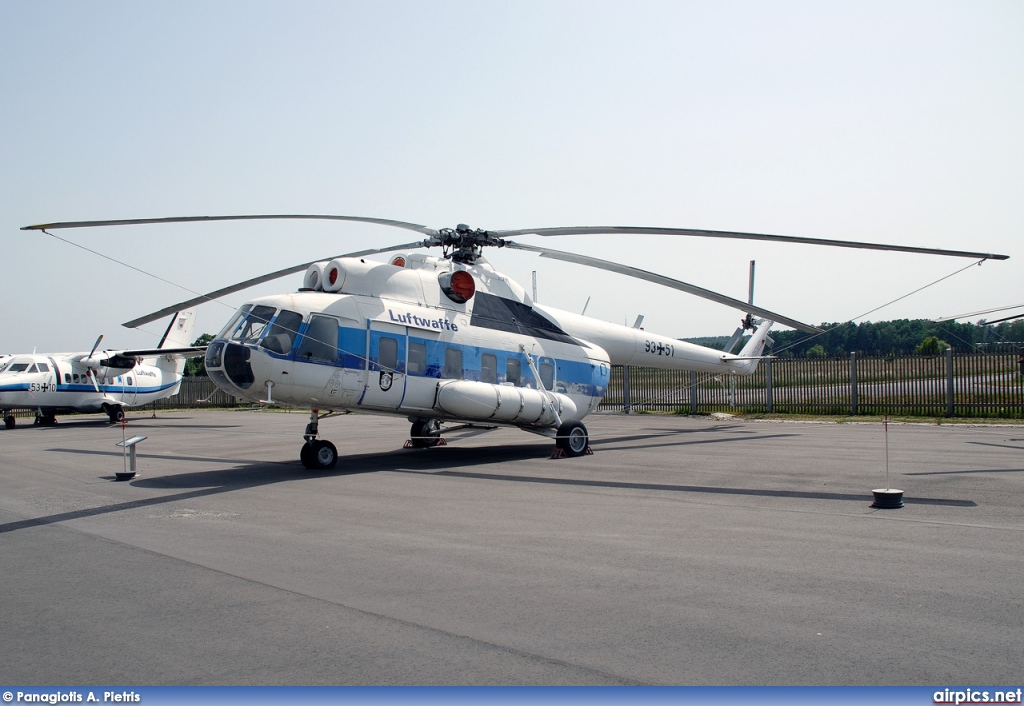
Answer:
110, 346, 206, 358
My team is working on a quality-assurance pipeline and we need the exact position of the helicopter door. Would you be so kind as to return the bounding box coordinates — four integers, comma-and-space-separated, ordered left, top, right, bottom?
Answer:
360, 321, 407, 409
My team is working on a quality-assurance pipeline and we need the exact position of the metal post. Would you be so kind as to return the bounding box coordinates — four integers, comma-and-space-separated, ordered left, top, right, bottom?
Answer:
850, 351, 858, 416
946, 347, 954, 417
622, 365, 631, 414
690, 370, 698, 414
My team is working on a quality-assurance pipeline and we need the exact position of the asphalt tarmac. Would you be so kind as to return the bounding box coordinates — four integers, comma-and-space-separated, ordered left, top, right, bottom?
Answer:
1, 409, 1022, 685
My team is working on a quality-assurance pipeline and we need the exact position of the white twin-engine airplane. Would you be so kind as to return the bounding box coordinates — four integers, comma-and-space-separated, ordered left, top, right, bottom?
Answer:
22, 215, 1009, 468
0, 309, 202, 429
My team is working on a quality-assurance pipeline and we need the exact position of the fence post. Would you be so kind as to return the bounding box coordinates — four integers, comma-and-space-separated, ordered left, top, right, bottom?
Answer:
622, 365, 631, 414
765, 358, 773, 414
946, 347, 954, 417
850, 351, 858, 416
690, 370, 698, 414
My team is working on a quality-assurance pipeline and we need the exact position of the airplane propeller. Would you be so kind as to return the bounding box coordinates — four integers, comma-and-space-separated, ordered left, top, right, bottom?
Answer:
83, 334, 104, 392
23, 214, 1011, 332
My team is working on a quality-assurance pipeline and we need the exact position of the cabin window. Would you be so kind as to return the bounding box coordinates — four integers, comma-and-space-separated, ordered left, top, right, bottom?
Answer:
481, 354, 497, 383
260, 309, 304, 354
379, 337, 399, 371
408, 342, 426, 375
506, 359, 521, 386
444, 348, 463, 379
539, 361, 554, 390
297, 315, 339, 363
127, 377, 133, 386
73, 374, 80, 383
65, 374, 71, 383
36, 363, 49, 372
232, 305, 276, 344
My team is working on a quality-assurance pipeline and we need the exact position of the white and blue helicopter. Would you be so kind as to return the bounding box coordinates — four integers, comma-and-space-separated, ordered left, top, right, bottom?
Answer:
0, 309, 203, 429
22, 216, 1009, 467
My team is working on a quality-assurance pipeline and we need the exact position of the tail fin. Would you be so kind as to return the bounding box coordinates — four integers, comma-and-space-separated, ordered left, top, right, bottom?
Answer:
155, 309, 198, 374
728, 319, 774, 374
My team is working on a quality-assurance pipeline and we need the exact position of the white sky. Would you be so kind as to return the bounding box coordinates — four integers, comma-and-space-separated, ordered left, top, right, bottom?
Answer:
2, 1, 1021, 354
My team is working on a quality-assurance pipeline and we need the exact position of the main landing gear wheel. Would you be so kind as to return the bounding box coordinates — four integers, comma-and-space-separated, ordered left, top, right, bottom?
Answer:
4, 414, 15, 430
410, 419, 442, 448
104, 404, 125, 423
300, 439, 338, 470
556, 420, 590, 457
34, 413, 57, 426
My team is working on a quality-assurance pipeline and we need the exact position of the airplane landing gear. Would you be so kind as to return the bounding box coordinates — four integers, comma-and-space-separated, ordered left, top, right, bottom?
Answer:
34, 413, 57, 426
409, 419, 442, 448
103, 404, 125, 423
555, 420, 591, 458
300, 409, 338, 470
4, 414, 15, 430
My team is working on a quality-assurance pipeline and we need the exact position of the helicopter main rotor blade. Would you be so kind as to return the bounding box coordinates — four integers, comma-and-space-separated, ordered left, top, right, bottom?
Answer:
505, 241, 822, 333
121, 241, 425, 329
492, 225, 1010, 261
933, 302, 1024, 322
23, 214, 440, 238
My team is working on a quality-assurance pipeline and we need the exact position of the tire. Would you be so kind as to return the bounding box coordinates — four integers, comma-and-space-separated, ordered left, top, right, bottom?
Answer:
410, 419, 441, 448
301, 439, 338, 470
300, 441, 316, 469
108, 406, 125, 423
4, 415, 15, 430
311, 439, 338, 470
555, 420, 589, 457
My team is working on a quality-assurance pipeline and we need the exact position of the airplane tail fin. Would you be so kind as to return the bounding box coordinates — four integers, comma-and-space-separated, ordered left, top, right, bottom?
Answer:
155, 309, 198, 375
727, 319, 774, 375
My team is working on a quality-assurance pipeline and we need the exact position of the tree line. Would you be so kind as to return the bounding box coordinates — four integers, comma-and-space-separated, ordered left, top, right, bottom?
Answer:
686, 318, 1024, 358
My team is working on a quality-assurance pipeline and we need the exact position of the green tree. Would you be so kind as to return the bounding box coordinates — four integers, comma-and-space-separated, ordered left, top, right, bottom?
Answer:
183, 333, 214, 376
916, 335, 949, 356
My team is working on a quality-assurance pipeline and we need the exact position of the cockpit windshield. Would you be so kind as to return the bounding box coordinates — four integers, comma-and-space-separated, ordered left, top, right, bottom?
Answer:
5, 363, 30, 373
230, 305, 278, 344
217, 304, 252, 339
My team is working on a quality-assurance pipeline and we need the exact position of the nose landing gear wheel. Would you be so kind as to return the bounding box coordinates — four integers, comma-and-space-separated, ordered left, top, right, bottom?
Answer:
301, 439, 338, 470
555, 420, 590, 457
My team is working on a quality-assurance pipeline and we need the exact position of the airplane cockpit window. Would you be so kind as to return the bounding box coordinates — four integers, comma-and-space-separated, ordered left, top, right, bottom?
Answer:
296, 315, 339, 363
231, 305, 277, 344
6, 363, 30, 373
36, 363, 50, 373
218, 304, 252, 339
260, 310, 304, 354
25, 364, 38, 373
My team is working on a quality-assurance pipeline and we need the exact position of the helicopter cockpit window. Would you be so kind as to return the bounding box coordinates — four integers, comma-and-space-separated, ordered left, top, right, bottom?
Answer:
218, 304, 252, 339
260, 310, 304, 355
231, 305, 277, 344
296, 315, 339, 363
